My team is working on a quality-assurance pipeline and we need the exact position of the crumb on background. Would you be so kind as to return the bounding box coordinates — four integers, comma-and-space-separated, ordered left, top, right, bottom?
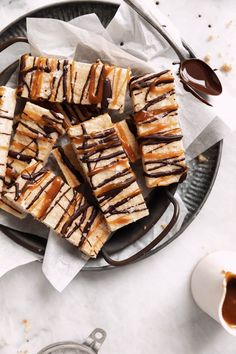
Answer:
21, 319, 31, 334
226, 20, 232, 28
220, 63, 232, 73
207, 35, 214, 41
197, 154, 208, 163
0, 338, 7, 348
203, 55, 211, 63
161, 224, 167, 230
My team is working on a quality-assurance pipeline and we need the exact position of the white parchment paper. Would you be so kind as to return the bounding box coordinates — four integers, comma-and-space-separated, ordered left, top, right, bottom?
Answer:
0, 1, 234, 291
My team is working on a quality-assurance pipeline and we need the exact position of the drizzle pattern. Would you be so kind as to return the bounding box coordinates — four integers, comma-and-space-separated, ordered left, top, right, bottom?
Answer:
68, 113, 149, 232
18, 54, 131, 113
4, 161, 110, 258
130, 70, 187, 187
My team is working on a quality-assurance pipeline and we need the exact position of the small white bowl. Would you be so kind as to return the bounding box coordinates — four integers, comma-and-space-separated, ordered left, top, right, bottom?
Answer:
191, 251, 236, 336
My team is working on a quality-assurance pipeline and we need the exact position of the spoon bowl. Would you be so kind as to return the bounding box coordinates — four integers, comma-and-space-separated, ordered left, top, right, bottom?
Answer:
180, 58, 222, 96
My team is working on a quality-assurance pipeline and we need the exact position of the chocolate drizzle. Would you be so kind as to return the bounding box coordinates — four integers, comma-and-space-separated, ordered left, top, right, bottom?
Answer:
62, 60, 69, 100
101, 78, 112, 109
8, 150, 35, 163
142, 89, 175, 111
56, 146, 83, 183
61, 200, 88, 236
139, 134, 183, 144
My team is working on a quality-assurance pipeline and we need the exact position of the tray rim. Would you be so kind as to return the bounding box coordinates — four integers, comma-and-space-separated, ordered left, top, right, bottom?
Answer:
0, 0, 119, 37
0, 0, 223, 271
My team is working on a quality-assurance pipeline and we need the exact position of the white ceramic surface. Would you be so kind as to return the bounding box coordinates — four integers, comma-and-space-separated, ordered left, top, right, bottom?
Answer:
191, 252, 236, 336
0, 1, 236, 353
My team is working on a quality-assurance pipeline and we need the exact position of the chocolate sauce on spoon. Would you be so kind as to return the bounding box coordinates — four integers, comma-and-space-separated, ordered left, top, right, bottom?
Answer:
180, 59, 222, 96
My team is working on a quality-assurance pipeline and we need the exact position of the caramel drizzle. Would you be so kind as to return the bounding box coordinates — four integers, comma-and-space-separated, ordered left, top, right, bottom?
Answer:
134, 107, 177, 124
0, 87, 4, 107
115, 123, 137, 163
111, 68, 131, 109
37, 176, 62, 219
88, 63, 113, 106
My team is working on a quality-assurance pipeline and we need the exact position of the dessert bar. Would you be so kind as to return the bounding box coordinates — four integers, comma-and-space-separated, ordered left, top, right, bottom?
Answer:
4, 161, 110, 257
130, 70, 187, 187
18, 54, 131, 112
6, 102, 65, 185
68, 114, 149, 232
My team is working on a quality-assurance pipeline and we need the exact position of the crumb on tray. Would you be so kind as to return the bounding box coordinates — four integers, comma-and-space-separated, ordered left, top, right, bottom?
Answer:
197, 154, 208, 163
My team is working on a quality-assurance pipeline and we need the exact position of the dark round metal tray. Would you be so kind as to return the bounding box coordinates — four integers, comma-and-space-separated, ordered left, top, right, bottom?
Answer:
0, 0, 222, 270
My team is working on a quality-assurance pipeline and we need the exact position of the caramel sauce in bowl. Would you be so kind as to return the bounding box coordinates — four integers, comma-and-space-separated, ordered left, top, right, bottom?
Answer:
222, 272, 236, 329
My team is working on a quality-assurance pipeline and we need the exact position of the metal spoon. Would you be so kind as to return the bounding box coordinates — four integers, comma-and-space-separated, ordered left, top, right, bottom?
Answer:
124, 0, 222, 102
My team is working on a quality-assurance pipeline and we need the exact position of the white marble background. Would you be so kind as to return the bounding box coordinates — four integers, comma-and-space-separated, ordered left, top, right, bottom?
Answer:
0, 0, 236, 353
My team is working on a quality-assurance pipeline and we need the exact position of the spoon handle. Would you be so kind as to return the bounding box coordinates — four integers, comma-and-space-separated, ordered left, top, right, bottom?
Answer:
123, 0, 189, 61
